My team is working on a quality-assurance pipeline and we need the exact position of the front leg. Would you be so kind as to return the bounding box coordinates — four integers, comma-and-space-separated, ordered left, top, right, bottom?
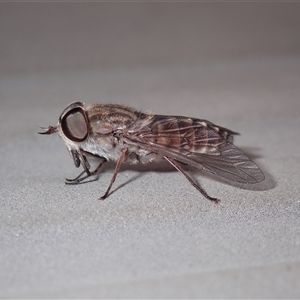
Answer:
65, 159, 106, 185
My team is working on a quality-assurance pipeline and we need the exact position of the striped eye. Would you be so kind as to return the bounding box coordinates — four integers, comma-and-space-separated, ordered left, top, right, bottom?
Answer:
60, 104, 89, 142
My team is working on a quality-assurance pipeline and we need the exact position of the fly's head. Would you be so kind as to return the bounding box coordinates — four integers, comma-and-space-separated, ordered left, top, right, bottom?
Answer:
39, 102, 90, 168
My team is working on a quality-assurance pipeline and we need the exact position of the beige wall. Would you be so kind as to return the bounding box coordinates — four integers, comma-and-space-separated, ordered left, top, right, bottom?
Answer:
1, 2, 300, 73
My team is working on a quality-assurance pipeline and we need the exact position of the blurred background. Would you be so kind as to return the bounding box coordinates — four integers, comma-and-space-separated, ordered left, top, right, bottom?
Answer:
1, 2, 299, 74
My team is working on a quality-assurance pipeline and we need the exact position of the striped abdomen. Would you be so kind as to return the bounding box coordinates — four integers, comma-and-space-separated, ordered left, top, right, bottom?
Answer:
139, 115, 237, 154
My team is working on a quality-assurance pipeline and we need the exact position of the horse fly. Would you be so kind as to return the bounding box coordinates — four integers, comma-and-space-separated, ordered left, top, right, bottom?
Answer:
39, 102, 264, 202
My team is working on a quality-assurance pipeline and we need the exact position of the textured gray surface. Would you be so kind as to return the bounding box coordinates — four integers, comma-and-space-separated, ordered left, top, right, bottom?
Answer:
1, 3, 300, 299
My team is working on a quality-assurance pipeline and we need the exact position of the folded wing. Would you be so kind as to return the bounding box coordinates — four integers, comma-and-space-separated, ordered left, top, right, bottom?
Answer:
125, 115, 264, 184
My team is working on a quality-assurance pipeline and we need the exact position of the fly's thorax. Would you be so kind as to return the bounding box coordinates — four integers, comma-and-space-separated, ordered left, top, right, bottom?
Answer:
79, 133, 125, 162
126, 144, 157, 164
86, 103, 152, 131
86, 104, 155, 149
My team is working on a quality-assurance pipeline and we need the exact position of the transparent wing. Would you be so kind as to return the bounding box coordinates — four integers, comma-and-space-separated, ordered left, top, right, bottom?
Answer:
125, 115, 264, 184
186, 143, 265, 183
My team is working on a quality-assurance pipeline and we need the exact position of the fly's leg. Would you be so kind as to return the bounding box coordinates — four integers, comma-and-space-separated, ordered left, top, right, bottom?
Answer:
65, 159, 106, 185
65, 170, 87, 184
100, 148, 128, 200
164, 156, 220, 203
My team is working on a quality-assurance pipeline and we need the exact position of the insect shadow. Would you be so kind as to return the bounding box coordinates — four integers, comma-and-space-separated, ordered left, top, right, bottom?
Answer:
67, 159, 175, 197
71, 159, 174, 184
71, 148, 274, 195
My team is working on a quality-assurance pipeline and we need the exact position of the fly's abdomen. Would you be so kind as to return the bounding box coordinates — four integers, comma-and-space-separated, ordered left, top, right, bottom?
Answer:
150, 116, 183, 147
144, 115, 225, 153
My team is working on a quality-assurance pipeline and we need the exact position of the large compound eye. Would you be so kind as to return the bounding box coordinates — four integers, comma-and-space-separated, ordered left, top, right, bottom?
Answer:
61, 107, 88, 142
